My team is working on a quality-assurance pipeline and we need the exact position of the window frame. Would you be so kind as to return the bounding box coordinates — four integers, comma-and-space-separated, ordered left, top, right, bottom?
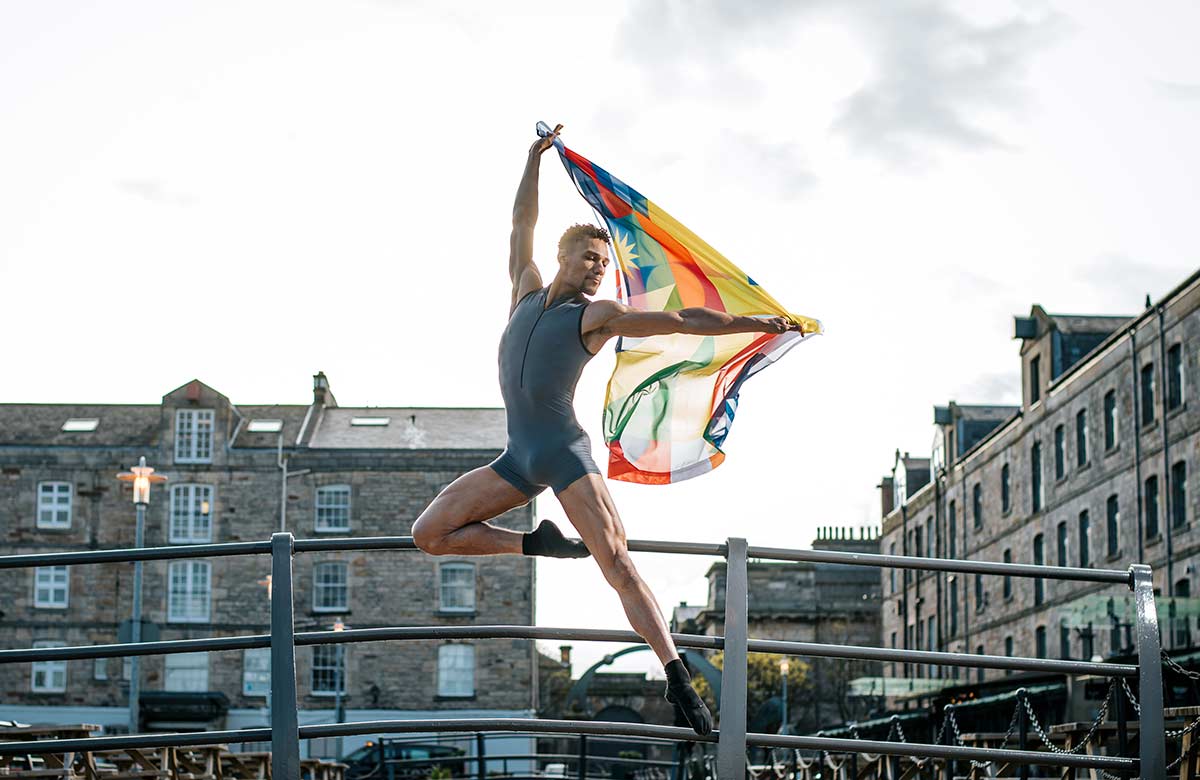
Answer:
1002, 549, 1013, 600
1141, 362, 1156, 426
972, 483, 983, 530
1031, 441, 1043, 513
1104, 390, 1118, 451
1168, 342, 1184, 411
1106, 494, 1120, 558
174, 409, 215, 464
311, 643, 346, 696
1145, 474, 1160, 540
1054, 424, 1066, 481
1172, 460, 1188, 529
33, 566, 69, 609
315, 485, 352, 533
167, 560, 212, 623
164, 651, 210, 692
1076, 408, 1089, 467
437, 643, 476, 698
438, 562, 477, 614
36, 482, 73, 529
169, 483, 214, 544
31, 640, 67, 693
1079, 510, 1091, 568
1033, 534, 1045, 606
243, 647, 271, 697
313, 561, 349, 613
1001, 463, 1011, 515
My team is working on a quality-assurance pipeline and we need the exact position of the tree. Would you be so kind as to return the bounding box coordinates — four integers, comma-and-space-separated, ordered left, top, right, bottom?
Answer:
691, 652, 809, 732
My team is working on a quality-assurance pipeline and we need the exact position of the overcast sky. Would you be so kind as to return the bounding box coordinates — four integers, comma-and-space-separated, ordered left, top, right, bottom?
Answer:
2, 0, 1198, 681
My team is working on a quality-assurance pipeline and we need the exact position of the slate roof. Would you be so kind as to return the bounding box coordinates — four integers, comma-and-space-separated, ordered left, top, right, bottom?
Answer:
1046, 313, 1133, 334
228, 405, 312, 449
0, 404, 160, 446
307, 407, 507, 450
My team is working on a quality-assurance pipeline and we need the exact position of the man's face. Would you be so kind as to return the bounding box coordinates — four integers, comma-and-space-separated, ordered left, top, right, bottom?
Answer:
560, 237, 610, 296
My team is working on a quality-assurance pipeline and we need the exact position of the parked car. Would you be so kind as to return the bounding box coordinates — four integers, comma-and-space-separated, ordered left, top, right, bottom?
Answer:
342, 740, 466, 779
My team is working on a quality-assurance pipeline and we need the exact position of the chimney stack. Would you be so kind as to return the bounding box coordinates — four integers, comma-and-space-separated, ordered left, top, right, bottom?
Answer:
559, 645, 572, 668
312, 371, 337, 408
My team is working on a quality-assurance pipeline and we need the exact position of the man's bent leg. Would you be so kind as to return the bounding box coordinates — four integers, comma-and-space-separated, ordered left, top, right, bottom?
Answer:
556, 473, 712, 734
411, 466, 532, 556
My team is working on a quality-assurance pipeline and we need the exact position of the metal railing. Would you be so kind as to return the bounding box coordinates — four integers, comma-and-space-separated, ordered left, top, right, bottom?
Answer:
0, 532, 1166, 779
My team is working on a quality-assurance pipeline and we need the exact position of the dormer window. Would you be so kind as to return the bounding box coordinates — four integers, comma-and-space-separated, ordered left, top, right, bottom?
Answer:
176, 409, 214, 463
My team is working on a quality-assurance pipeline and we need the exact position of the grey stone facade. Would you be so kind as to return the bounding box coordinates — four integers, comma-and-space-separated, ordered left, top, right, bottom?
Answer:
881, 269, 1200, 699
0, 372, 536, 739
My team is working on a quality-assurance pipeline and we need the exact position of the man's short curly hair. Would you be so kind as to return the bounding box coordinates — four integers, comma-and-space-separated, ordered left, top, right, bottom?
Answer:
557, 223, 611, 256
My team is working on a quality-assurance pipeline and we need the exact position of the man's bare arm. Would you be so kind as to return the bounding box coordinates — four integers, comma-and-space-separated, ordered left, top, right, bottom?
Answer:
582, 300, 800, 350
509, 125, 561, 310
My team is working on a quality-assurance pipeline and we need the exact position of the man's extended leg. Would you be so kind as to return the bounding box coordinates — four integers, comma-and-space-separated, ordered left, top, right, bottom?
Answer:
411, 466, 532, 555
556, 473, 713, 734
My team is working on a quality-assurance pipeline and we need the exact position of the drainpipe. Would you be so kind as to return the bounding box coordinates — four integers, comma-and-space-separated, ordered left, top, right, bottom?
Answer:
1130, 328, 1145, 566
1159, 306, 1174, 606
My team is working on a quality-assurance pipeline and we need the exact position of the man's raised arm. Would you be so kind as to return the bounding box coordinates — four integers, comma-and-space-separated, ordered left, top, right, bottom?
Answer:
582, 300, 802, 350
509, 124, 561, 311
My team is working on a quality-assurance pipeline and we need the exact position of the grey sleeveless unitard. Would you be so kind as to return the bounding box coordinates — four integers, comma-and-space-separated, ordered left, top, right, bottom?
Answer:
489, 286, 601, 496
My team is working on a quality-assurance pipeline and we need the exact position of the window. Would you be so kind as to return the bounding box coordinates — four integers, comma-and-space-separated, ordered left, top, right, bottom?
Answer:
1145, 475, 1160, 540
1036, 626, 1047, 659
889, 544, 896, 593
1079, 510, 1091, 568
1060, 623, 1071, 660
311, 644, 345, 695
36, 482, 72, 529
314, 562, 348, 612
1054, 425, 1065, 480
1004, 636, 1014, 675
1003, 549, 1012, 599
949, 579, 958, 636
1031, 442, 1043, 513
1030, 355, 1041, 405
61, 418, 99, 432
167, 561, 211, 622
1076, 409, 1089, 466
437, 644, 475, 697
890, 632, 897, 678
926, 517, 934, 558
315, 486, 351, 532
1172, 461, 1188, 529
1001, 464, 1011, 514
93, 658, 108, 681
1106, 495, 1120, 558
34, 566, 69, 609
974, 574, 984, 613
1175, 579, 1191, 648
31, 641, 66, 693
175, 409, 215, 463
1057, 521, 1069, 567
1168, 343, 1184, 410
164, 652, 209, 692
948, 504, 956, 559
243, 648, 270, 697
169, 484, 213, 544
439, 563, 476, 612
976, 645, 985, 683
914, 527, 922, 563
1033, 534, 1044, 605
1104, 390, 1118, 450
973, 483, 983, 530
1108, 598, 1120, 654
1082, 623, 1095, 661
1141, 363, 1156, 425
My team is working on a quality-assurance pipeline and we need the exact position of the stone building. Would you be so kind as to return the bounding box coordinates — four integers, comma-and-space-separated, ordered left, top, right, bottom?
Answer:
672, 526, 883, 732
880, 269, 1200, 707
0, 372, 536, 757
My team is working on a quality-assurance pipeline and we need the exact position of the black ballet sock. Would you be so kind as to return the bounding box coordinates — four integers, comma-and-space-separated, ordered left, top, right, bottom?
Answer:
521, 520, 591, 559
665, 658, 714, 736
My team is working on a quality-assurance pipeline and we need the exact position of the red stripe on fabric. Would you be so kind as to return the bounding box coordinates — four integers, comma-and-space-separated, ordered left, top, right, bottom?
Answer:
607, 441, 672, 485
707, 334, 775, 418
563, 148, 632, 219
633, 213, 723, 310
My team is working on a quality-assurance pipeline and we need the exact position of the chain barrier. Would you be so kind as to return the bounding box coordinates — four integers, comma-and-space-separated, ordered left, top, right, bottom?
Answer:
946, 696, 1022, 770
1022, 679, 1114, 756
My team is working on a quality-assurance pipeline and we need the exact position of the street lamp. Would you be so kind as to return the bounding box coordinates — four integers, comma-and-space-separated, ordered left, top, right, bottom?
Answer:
115, 456, 167, 736
333, 618, 347, 759
780, 658, 790, 736
257, 575, 273, 726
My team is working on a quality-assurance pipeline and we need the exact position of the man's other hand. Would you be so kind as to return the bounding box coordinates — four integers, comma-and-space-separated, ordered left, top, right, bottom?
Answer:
530, 123, 563, 156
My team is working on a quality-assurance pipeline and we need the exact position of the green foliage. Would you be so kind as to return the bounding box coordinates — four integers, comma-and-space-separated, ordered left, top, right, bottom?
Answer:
691, 652, 809, 726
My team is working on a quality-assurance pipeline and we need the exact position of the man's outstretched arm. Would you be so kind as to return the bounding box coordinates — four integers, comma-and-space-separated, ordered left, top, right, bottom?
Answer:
509, 125, 561, 311
582, 299, 802, 348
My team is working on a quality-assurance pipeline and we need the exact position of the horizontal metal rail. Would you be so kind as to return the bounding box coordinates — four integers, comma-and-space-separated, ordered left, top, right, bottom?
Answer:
0, 624, 1137, 677
0, 728, 273, 755
747, 545, 1132, 585
0, 540, 271, 569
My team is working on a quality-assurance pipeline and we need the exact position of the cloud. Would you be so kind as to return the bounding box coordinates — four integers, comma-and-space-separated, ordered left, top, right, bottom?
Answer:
952, 370, 1020, 404
615, 0, 1063, 167
710, 131, 818, 197
1076, 253, 1186, 311
118, 179, 194, 207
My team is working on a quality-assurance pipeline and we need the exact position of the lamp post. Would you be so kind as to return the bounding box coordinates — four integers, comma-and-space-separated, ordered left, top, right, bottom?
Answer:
780, 658, 790, 736
257, 575, 273, 726
333, 618, 346, 759
115, 457, 167, 736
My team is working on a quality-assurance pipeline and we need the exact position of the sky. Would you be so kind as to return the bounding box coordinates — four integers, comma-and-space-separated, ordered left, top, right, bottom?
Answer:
2, 0, 1199, 681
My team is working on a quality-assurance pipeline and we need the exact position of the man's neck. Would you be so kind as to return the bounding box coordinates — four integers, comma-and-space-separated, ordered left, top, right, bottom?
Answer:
546, 276, 584, 306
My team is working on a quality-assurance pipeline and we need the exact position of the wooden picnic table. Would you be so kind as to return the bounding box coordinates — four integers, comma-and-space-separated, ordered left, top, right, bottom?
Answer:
1165, 708, 1200, 780
0, 724, 101, 779
219, 751, 271, 779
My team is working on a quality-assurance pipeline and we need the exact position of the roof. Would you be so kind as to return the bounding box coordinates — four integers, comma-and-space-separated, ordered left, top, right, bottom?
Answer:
954, 404, 1020, 421
0, 404, 160, 446
1045, 313, 1133, 334
307, 407, 507, 450
229, 404, 312, 449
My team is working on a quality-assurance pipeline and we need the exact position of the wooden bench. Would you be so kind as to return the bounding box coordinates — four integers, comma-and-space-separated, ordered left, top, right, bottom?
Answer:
0, 723, 101, 779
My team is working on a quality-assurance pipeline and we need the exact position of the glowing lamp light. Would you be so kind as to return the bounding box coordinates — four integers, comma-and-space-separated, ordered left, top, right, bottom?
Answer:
115, 456, 167, 505
780, 658, 790, 675
333, 618, 345, 632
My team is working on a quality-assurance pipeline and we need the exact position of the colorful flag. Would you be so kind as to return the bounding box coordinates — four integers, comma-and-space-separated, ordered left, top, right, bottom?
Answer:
543, 125, 822, 484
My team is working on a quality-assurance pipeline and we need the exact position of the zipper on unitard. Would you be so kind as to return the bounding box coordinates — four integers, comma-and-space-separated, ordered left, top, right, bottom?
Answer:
519, 299, 548, 389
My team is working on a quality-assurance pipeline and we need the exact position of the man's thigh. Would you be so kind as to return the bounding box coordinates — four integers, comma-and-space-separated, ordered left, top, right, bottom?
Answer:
418, 465, 533, 535
556, 474, 628, 563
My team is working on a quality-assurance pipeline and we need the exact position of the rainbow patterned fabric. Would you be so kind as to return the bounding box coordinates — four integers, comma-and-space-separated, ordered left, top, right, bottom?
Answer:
544, 127, 823, 484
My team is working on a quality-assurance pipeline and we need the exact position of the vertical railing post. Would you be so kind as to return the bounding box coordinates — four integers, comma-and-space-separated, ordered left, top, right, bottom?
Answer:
1114, 679, 1130, 779
942, 705, 955, 780
270, 532, 301, 779
577, 734, 588, 780
475, 732, 485, 780
1016, 689, 1029, 780
717, 538, 749, 780
1131, 564, 1166, 779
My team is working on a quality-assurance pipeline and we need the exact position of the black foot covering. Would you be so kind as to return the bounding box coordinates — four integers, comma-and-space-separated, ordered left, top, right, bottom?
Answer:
664, 659, 714, 736
521, 520, 591, 559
